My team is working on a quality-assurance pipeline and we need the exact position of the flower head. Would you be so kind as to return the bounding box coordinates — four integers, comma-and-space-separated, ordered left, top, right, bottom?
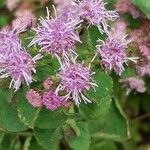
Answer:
6, 0, 20, 11
97, 30, 131, 75
136, 63, 150, 76
78, 0, 118, 33
0, 30, 21, 55
56, 59, 97, 106
43, 77, 53, 90
0, 51, 42, 91
12, 13, 33, 31
42, 91, 62, 111
120, 77, 146, 94
26, 89, 42, 107
29, 9, 80, 59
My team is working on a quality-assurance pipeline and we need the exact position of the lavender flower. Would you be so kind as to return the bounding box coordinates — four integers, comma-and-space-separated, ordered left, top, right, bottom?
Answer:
0, 30, 21, 55
12, 13, 33, 31
120, 77, 146, 94
56, 59, 97, 106
0, 51, 42, 91
6, 0, 20, 11
29, 9, 81, 59
78, 0, 118, 33
136, 64, 150, 76
26, 89, 42, 107
57, 1, 80, 23
96, 30, 136, 75
42, 91, 62, 111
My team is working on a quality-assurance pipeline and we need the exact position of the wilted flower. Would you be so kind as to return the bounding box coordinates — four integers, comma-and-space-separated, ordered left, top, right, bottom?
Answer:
120, 77, 146, 94
26, 89, 42, 107
97, 29, 137, 75
78, 0, 118, 33
0, 30, 21, 55
42, 91, 62, 111
0, 51, 42, 91
29, 9, 80, 59
56, 59, 97, 106
43, 77, 53, 90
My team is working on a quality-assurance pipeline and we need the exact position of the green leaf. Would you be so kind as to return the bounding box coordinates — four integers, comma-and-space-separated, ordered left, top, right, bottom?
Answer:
87, 69, 113, 104
17, 87, 41, 129
132, 0, 150, 18
35, 109, 68, 129
66, 122, 91, 150
29, 138, 46, 150
79, 96, 112, 120
34, 127, 63, 150
91, 99, 130, 141
90, 140, 117, 150
0, 104, 27, 132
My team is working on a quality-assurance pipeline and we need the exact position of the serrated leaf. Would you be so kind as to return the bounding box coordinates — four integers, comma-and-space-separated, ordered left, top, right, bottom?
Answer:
35, 108, 68, 129
91, 99, 130, 141
90, 140, 117, 150
87, 69, 113, 104
34, 127, 63, 150
79, 96, 112, 120
67, 122, 91, 150
0, 104, 27, 132
132, 0, 150, 18
17, 87, 41, 129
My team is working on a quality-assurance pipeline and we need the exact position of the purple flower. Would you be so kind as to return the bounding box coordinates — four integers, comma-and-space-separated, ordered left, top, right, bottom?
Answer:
6, 0, 19, 11
29, 9, 81, 59
26, 89, 42, 107
12, 13, 33, 31
56, 59, 97, 106
42, 91, 62, 111
57, 2, 80, 23
120, 77, 146, 94
0, 51, 42, 91
96, 30, 135, 75
0, 30, 21, 55
136, 63, 150, 76
78, 0, 118, 33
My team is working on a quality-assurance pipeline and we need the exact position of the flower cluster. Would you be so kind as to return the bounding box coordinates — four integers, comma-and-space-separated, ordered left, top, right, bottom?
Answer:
56, 59, 97, 106
120, 77, 146, 94
78, 0, 118, 33
29, 13, 80, 59
0, 30, 41, 91
96, 30, 131, 75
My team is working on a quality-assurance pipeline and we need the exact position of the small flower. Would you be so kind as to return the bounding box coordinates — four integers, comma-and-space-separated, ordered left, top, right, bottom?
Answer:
78, 0, 118, 33
115, 0, 142, 19
120, 77, 146, 94
56, 59, 97, 106
97, 29, 135, 75
136, 63, 150, 76
0, 51, 42, 91
0, 30, 21, 55
29, 8, 80, 59
57, 2, 80, 23
139, 44, 150, 60
26, 89, 42, 107
6, 0, 20, 11
12, 13, 33, 31
43, 77, 53, 90
42, 91, 62, 111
